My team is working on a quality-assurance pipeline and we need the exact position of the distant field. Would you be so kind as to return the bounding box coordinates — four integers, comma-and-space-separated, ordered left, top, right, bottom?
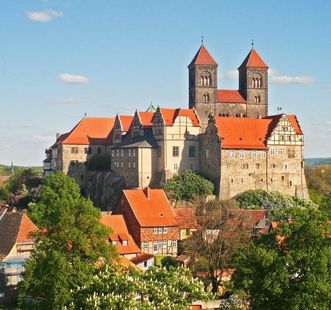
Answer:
0, 164, 43, 176
305, 158, 331, 167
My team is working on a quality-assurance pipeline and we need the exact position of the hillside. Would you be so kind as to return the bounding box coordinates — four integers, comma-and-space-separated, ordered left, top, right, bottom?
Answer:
0, 164, 43, 176
305, 157, 331, 167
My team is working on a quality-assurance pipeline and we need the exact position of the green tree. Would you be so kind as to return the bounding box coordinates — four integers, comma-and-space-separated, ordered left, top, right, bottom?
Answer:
0, 186, 10, 204
87, 154, 112, 171
18, 172, 116, 309
68, 265, 214, 309
5, 168, 41, 194
164, 170, 214, 202
233, 207, 331, 310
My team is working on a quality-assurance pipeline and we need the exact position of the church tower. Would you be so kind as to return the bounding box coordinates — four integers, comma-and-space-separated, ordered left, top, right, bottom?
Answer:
188, 44, 218, 128
238, 48, 269, 118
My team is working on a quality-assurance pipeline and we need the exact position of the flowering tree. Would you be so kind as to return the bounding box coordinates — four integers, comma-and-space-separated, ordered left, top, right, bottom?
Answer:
68, 265, 214, 310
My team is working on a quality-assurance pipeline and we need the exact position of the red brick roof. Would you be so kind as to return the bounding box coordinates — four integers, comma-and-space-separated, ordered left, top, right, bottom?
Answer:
159, 108, 200, 127
217, 90, 246, 103
101, 214, 140, 255
189, 44, 217, 66
239, 48, 268, 69
173, 208, 199, 229
17, 213, 38, 243
138, 112, 154, 127
118, 115, 134, 132
61, 117, 115, 145
214, 117, 275, 149
122, 188, 178, 227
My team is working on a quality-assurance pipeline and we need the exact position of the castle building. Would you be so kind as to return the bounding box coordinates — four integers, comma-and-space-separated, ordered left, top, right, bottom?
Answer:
44, 43, 309, 201
189, 45, 269, 129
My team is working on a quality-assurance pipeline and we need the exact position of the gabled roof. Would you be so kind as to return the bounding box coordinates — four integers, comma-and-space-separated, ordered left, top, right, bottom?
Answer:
131, 253, 154, 265
239, 48, 268, 69
288, 115, 303, 135
0, 212, 37, 261
118, 115, 134, 132
101, 214, 140, 255
121, 188, 178, 227
158, 108, 200, 127
217, 90, 246, 103
17, 213, 38, 243
60, 117, 115, 145
214, 117, 277, 149
137, 112, 154, 127
188, 44, 217, 66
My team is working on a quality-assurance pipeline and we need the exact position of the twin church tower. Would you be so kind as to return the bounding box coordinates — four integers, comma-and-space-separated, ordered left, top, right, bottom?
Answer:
188, 44, 269, 127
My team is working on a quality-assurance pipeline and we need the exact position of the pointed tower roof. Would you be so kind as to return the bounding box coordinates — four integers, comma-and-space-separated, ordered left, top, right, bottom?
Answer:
188, 44, 217, 67
239, 48, 268, 69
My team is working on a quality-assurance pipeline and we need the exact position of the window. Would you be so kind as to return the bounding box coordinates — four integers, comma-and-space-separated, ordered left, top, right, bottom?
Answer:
281, 176, 285, 181
84, 147, 88, 154
133, 162, 136, 168
229, 150, 235, 158
71, 147, 79, 154
239, 150, 244, 159
112, 240, 118, 245
153, 228, 158, 234
270, 148, 275, 155
205, 149, 210, 159
174, 163, 178, 171
163, 240, 167, 248
132, 149, 136, 157
272, 164, 276, 169
120, 162, 123, 168
289, 181, 293, 186
203, 93, 210, 102
172, 240, 177, 247
120, 149, 124, 157
122, 240, 128, 246
97, 147, 102, 154
128, 149, 131, 157
189, 146, 196, 158
116, 149, 120, 157
111, 150, 115, 157
153, 243, 158, 253
158, 227, 163, 234
143, 242, 148, 250
256, 163, 260, 170
172, 146, 179, 157
284, 164, 288, 170
163, 227, 168, 234
251, 151, 256, 158
128, 162, 131, 168
279, 148, 284, 155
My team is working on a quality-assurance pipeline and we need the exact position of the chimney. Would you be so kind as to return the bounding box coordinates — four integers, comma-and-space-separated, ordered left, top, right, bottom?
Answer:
56, 133, 60, 140
143, 187, 151, 199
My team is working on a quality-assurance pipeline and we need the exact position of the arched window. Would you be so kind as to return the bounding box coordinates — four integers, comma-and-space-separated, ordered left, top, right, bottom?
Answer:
258, 95, 261, 103
203, 93, 209, 102
252, 75, 262, 88
201, 72, 212, 86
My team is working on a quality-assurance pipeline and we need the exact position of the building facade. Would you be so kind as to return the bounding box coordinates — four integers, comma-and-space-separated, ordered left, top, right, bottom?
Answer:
44, 43, 308, 201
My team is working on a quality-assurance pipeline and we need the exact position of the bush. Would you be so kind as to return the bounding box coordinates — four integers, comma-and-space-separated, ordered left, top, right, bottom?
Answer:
164, 171, 214, 202
235, 189, 316, 217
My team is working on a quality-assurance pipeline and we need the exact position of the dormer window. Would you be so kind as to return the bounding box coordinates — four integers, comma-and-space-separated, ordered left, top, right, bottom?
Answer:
122, 240, 128, 246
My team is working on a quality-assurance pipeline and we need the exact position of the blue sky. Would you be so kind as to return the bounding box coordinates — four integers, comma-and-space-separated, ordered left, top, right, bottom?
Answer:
0, 0, 331, 166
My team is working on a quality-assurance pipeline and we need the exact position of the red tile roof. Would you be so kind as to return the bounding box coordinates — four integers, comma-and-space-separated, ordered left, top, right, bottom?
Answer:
138, 112, 154, 127
159, 108, 200, 127
214, 117, 275, 149
61, 117, 115, 145
16, 213, 38, 243
239, 48, 268, 69
288, 115, 303, 135
217, 90, 246, 103
173, 208, 199, 229
189, 44, 217, 66
101, 214, 140, 255
122, 188, 178, 227
119, 115, 134, 132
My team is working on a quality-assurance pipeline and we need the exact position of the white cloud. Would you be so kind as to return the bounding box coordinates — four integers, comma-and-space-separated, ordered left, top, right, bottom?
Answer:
58, 73, 89, 84
221, 70, 238, 79
27, 9, 63, 22
270, 69, 315, 84
55, 99, 80, 104
32, 135, 53, 143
